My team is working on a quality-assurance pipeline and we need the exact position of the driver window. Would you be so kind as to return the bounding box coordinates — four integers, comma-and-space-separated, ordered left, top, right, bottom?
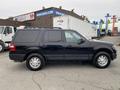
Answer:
65, 31, 81, 43
3, 27, 12, 34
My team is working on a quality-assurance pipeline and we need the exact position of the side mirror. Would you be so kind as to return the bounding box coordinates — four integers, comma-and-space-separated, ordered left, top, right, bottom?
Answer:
12, 36, 14, 39
78, 39, 85, 44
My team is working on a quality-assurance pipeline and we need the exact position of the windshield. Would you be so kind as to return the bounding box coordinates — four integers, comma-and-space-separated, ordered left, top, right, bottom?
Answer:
0, 27, 4, 34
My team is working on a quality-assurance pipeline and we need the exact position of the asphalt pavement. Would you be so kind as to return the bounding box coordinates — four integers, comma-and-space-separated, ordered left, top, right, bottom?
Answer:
0, 36, 120, 90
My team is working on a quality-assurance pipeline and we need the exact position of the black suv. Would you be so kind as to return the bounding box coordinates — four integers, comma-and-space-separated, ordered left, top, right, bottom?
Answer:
9, 29, 117, 71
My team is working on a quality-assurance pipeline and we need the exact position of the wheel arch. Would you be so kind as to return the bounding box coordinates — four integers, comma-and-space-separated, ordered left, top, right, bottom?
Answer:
24, 50, 47, 62
93, 48, 113, 60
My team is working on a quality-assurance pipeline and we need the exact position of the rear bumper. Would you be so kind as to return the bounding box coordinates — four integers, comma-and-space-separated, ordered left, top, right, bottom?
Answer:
9, 52, 25, 62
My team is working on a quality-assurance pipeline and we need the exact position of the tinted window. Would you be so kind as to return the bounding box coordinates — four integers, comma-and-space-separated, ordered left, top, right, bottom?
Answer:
65, 31, 81, 43
44, 31, 62, 42
14, 30, 40, 43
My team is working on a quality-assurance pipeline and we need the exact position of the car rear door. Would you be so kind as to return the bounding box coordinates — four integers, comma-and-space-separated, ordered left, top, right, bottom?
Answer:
42, 30, 65, 60
63, 30, 92, 60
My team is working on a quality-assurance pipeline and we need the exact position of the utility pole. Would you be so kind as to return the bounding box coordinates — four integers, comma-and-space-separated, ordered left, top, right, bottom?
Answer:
111, 15, 117, 36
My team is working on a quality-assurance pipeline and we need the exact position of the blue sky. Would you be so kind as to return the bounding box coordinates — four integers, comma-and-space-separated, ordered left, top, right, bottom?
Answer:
0, 0, 119, 21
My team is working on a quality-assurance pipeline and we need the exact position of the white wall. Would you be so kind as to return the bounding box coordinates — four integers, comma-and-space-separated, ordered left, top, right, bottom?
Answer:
53, 15, 97, 39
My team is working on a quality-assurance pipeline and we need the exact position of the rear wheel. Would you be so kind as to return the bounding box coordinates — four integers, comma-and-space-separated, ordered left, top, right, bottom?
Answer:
26, 54, 45, 71
93, 52, 111, 69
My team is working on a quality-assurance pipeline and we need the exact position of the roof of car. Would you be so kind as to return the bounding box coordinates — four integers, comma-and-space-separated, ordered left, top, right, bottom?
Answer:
18, 28, 72, 31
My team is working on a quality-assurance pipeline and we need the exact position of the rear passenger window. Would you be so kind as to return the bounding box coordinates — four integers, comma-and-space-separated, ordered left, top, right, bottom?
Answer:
14, 30, 40, 43
44, 31, 62, 42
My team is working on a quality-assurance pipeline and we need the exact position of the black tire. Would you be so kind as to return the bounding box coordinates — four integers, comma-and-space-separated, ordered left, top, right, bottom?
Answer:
0, 42, 5, 52
26, 53, 45, 71
93, 52, 111, 69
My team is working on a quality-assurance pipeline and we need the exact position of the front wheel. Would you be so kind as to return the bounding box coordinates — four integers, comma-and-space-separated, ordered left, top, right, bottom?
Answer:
26, 54, 45, 71
93, 52, 111, 69
0, 42, 4, 52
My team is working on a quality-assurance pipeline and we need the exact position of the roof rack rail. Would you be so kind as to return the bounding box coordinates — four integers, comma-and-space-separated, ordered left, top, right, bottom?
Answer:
24, 27, 62, 30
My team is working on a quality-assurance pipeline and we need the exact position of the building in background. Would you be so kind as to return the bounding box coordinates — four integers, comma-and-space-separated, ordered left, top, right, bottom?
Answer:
53, 15, 97, 39
0, 19, 24, 27
11, 7, 90, 28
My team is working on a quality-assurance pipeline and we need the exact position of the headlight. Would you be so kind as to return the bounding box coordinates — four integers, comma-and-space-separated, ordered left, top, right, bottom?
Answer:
112, 45, 116, 50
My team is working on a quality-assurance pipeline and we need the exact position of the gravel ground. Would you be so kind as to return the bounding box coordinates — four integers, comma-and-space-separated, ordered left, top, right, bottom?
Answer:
0, 36, 120, 90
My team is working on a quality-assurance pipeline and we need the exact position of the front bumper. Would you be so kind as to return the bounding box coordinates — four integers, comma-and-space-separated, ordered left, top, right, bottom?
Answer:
112, 52, 117, 60
112, 47, 117, 60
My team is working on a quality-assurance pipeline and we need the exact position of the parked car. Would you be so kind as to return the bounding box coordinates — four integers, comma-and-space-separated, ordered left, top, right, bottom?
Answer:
9, 28, 117, 71
0, 26, 16, 52
107, 30, 112, 36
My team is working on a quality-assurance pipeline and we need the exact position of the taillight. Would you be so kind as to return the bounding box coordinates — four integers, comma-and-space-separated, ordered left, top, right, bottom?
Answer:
9, 43, 16, 52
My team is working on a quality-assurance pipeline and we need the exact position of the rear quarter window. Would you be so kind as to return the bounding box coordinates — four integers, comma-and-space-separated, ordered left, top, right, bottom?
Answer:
14, 30, 40, 43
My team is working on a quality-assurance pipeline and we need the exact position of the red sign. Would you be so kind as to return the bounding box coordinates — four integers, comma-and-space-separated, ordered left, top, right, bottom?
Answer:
13, 12, 35, 22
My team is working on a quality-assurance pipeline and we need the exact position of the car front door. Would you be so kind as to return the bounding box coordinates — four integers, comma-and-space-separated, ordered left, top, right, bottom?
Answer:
2, 27, 14, 42
42, 30, 65, 60
64, 30, 92, 60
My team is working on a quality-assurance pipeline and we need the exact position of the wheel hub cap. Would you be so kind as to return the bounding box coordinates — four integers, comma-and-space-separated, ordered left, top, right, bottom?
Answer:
29, 57, 41, 69
98, 55, 108, 67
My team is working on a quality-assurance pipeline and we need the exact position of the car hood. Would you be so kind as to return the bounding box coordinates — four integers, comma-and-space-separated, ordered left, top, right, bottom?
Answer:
89, 39, 113, 46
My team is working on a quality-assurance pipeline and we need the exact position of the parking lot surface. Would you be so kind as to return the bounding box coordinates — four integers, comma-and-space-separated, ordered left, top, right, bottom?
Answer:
0, 36, 120, 90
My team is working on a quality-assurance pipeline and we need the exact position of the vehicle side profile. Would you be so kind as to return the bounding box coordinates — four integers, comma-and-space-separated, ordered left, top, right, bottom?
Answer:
9, 29, 117, 71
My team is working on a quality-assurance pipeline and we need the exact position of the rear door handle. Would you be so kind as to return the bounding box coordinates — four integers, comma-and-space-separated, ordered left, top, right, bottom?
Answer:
65, 45, 72, 48
42, 45, 47, 48
68, 45, 72, 47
